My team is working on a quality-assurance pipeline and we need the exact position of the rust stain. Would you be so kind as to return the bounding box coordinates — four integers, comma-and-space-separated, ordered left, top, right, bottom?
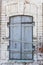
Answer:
39, 48, 43, 53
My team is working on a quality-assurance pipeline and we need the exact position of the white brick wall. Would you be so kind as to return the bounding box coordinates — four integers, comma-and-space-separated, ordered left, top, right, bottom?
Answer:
0, 0, 42, 65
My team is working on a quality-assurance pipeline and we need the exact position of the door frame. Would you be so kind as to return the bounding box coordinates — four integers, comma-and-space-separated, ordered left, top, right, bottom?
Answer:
9, 15, 33, 60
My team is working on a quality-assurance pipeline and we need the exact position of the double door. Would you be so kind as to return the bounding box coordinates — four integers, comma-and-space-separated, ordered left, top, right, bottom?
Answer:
9, 16, 33, 60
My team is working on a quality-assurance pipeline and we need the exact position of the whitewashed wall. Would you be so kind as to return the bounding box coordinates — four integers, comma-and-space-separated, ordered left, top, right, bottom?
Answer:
0, 0, 42, 65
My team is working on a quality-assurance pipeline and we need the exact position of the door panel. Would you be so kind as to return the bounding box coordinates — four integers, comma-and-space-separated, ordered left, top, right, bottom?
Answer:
22, 16, 33, 22
10, 51, 20, 59
10, 16, 21, 24
22, 54, 32, 59
10, 24, 21, 59
22, 24, 32, 59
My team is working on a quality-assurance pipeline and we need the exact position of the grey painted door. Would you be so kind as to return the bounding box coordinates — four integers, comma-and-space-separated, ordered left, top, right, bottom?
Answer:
9, 16, 33, 60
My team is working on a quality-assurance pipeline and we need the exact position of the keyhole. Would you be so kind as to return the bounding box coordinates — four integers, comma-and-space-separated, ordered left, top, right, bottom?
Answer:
15, 43, 17, 48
